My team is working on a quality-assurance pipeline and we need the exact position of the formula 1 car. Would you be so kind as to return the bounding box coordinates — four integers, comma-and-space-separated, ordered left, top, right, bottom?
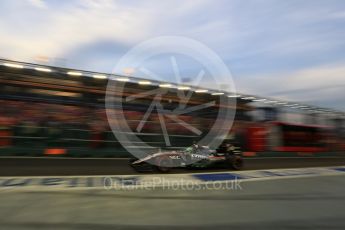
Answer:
129, 142, 243, 173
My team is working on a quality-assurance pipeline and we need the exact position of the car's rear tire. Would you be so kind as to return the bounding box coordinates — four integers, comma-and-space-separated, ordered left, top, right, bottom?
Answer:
230, 156, 243, 170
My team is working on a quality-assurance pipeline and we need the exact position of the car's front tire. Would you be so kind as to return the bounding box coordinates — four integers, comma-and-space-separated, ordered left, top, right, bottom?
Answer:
155, 156, 172, 173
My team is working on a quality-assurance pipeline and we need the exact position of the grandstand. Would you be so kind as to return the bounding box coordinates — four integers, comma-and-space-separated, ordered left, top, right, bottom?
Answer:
0, 58, 344, 157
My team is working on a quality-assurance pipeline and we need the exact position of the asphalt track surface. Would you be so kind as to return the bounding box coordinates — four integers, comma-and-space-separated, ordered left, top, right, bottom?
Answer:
1, 159, 345, 229
1, 174, 344, 229
1, 156, 345, 176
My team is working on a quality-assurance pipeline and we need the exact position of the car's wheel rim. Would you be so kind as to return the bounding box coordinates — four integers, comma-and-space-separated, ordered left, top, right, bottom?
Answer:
233, 158, 243, 169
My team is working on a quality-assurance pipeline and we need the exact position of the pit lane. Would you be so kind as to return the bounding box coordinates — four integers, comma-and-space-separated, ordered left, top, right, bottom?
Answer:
0, 156, 345, 176
0, 171, 344, 229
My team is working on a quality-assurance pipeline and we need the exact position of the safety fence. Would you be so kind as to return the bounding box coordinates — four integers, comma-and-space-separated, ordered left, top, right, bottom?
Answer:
0, 124, 200, 157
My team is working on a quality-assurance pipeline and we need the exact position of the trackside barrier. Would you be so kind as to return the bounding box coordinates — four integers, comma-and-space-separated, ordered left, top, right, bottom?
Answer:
0, 146, 344, 158
0, 125, 344, 158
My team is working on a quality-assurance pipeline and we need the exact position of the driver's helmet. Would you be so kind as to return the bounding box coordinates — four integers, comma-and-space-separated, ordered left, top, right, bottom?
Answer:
185, 146, 194, 154
185, 144, 198, 154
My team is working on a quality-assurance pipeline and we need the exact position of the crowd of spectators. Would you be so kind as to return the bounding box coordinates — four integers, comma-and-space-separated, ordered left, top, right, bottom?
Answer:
0, 99, 225, 148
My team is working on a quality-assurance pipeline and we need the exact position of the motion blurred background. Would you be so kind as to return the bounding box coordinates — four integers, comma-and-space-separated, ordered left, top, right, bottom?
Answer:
1, 1, 345, 229
0, 0, 344, 157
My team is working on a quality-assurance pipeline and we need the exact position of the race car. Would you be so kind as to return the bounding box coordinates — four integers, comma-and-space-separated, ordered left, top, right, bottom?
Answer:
129, 142, 243, 173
